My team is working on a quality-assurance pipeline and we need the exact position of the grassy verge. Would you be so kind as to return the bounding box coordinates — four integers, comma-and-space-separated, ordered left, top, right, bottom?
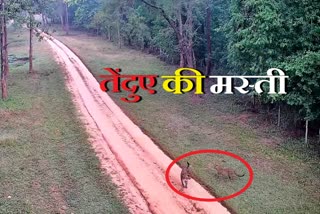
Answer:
55, 31, 320, 214
0, 29, 129, 214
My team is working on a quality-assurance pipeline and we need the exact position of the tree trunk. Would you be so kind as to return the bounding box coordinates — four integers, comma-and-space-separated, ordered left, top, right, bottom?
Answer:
3, 0, 8, 76
117, 22, 121, 48
185, 48, 194, 67
277, 104, 281, 127
64, 2, 69, 35
1, 0, 8, 100
179, 43, 185, 66
305, 120, 308, 144
108, 26, 111, 41
45, 16, 49, 27
185, 1, 195, 68
29, 17, 33, 73
192, 50, 196, 68
140, 0, 195, 68
41, 13, 46, 27
177, 7, 185, 67
205, 1, 212, 75
60, 14, 64, 31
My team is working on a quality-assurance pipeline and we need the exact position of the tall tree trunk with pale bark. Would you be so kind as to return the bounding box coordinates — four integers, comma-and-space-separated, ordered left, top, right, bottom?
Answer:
60, 14, 64, 30
305, 120, 309, 144
65, 2, 69, 35
59, 0, 65, 31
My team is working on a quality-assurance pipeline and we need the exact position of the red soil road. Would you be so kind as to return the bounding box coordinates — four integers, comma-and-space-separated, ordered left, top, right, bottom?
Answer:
44, 34, 231, 214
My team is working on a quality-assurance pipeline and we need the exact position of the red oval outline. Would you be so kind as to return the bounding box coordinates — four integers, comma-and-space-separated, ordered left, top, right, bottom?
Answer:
165, 149, 254, 202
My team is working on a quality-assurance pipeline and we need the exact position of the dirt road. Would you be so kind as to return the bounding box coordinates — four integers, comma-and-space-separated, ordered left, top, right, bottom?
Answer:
44, 35, 230, 214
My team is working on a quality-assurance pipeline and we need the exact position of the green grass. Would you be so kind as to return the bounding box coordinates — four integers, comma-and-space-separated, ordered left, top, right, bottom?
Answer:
55, 30, 320, 214
0, 29, 129, 214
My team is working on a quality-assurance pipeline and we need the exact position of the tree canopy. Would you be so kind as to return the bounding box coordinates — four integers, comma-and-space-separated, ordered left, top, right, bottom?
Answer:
1, 0, 320, 136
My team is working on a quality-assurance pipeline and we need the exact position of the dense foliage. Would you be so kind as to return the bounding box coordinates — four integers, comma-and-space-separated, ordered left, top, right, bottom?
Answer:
227, 0, 320, 123
2, 0, 319, 136
60, 0, 319, 128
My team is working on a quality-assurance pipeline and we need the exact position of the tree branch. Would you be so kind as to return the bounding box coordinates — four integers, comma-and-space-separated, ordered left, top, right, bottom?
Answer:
140, 0, 180, 38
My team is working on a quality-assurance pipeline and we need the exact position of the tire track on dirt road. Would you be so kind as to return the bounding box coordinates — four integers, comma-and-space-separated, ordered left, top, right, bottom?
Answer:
44, 34, 231, 214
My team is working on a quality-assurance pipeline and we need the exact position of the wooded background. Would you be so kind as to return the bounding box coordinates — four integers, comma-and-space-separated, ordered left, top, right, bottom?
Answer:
1, 0, 320, 143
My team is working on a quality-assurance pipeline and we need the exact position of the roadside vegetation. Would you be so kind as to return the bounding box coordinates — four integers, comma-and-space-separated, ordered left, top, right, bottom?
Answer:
55, 31, 320, 214
0, 1, 319, 214
54, 0, 320, 145
0, 29, 128, 214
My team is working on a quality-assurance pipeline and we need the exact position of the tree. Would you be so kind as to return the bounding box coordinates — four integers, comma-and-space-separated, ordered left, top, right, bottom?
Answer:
29, 13, 33, 73
283, 51, 320, 143
1, 0, 29, 99
64, 1, 69, 35
55, 0, 70, 34
226, 0, 320, 139
24, 0, 42, 73
1, 0, 8, 100
23, 0, 57, 73
205, 0, 212, 75
66, 0, 230, 69
141, 0, 198, 67
67, 0, 101, 31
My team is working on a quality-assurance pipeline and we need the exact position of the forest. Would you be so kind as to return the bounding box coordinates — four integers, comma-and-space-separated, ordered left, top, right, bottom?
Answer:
0, 1, 319, 213
1, 0, 319, 143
